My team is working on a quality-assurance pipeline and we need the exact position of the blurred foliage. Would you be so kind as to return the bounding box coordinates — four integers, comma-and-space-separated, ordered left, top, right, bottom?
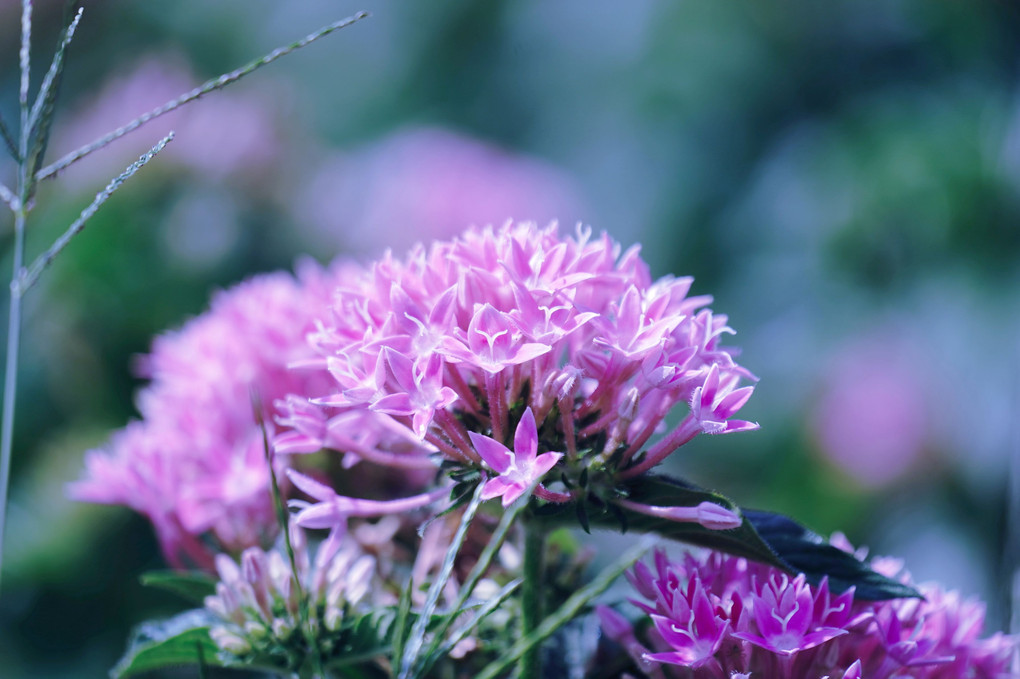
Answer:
1, 0, 1018, 676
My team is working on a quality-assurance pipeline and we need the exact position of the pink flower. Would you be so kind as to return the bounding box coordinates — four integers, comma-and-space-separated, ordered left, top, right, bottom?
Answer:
286, 469, 448, 530
69, 265, 338, 568
52, 55, 282, 191
811, 333, 928, 488
293, 126, 584, 256
643, 575, 730, 667
731, 573, 848, 656
297, 222, 757, 526
468, 408, 563, 507
205, 522, 380, 663
613, 546, 1019, 678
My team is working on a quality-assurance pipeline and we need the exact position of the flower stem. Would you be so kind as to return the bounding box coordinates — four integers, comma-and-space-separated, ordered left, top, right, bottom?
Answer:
0, 0, 33, 590
521, 521, 546, 679
0, 208, 26, 594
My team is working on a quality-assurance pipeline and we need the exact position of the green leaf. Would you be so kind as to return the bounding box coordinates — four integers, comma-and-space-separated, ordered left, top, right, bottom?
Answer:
535, 474, 919, 601
389, 577, 414, 676
111, 610, 225, 679
742, 509, 920, 601
139, 570, 216, 605
328, 609, 397, 670
609, 475, 786, 569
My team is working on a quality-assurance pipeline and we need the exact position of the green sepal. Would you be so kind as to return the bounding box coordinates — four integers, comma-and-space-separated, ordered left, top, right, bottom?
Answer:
139, 570, 217, 606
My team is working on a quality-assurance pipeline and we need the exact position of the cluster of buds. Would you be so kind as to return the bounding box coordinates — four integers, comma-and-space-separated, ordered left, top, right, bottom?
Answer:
205, 524, 378, 669
600, 543, 1019, 678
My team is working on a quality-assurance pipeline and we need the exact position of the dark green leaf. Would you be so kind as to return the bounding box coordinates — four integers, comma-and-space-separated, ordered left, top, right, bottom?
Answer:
139, 571, 216, 605
535, 474, 919, 600
111, 610, 226, 679
329, 609, 396, 669
743, 510, 920, 600
575, 499, 590, 534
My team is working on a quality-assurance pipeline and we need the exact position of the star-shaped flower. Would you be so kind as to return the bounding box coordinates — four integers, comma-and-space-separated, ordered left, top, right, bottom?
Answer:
468, 407, 562, 507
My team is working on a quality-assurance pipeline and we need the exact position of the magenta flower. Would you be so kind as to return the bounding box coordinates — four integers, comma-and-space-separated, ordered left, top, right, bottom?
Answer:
612, 546, 1019, 679
468, 408, 563, 507
643, 575, 730, 667
731, 572, 848, 656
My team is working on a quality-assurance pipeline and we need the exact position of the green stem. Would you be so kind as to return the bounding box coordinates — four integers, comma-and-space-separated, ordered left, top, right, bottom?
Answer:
0, 208, 26, 594
521, 521, 546, 679
0, 0, 33, 592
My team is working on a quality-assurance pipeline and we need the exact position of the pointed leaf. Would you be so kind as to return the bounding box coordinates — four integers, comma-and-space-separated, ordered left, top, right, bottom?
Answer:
534, 474, 919, 600
111, 610, 226, 679
390, 577, 414, 676
26, 7, 83, 182
328, 609, 398, 669
742, 509, 920, 600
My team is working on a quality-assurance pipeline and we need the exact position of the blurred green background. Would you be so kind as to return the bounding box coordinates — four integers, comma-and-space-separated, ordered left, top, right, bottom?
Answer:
1, 1, 1019, 676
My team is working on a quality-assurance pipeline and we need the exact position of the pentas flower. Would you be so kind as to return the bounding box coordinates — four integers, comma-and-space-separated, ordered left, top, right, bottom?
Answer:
605, 546, 1019, 679
468, 408, 563, 507
280, 221, 758, 530
69, 264, 340, 568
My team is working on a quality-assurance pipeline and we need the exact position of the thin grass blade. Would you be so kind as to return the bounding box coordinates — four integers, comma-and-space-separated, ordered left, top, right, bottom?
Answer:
390, 577, 415, 677
24, 7, 83, 183
36, 11, 369, 181
20, 0, 32, 129
420, 578, 522, 676
252, 390, 305, 608
0, 113, 17, 161
398, 482, 486, 679
419, 497, 525, 665
475, 535, 656, 679
16, 132, 173, 295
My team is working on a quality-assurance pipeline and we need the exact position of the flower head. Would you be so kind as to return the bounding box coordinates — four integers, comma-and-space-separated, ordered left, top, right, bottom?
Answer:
291, 222, 756, 531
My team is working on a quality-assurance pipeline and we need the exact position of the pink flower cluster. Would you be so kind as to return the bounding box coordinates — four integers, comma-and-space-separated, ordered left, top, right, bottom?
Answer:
71, 222, 756, 566
69, 264, 339, 568
279, 222, 757, 528
603, 544, 1018, 678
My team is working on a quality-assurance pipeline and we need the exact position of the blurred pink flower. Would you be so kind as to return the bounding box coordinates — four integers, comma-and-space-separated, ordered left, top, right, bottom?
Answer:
811, 333, 928, 488
295, 126, 585, 255
51, 55, 283, 190
69, 263, 338, 569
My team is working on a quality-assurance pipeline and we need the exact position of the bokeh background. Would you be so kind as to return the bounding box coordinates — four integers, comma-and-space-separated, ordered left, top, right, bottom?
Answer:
1, 1, 1019, 676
